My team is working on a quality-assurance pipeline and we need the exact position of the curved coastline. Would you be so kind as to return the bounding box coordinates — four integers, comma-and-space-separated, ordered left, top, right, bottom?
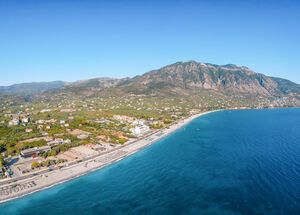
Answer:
0, 110, 219, 204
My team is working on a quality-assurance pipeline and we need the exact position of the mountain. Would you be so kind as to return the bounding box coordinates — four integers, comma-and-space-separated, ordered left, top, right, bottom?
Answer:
64, 78, 126, 90
117, 61, 300, 99
0, 81, 65, 96
0, 78, 125, 98
50, 78, 127, 98
1, 61, 300, 107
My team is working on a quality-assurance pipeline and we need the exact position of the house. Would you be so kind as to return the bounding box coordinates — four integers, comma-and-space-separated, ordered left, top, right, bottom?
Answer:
8, 118, 20, 126
113, 115, 134, 123
22, 117, 30, 123
64, 139, 71, 144
37, 120, 45, 124
132, 119, 146, 126
40, 109, 51, 113
45, 119, 57, 124
47, 138, 63, 146
44, 137, 53, 142
95, 119, 111, 124
77, 134, 89, 140
25, 128, 33, 133
60, 109, 75, 113
42, 132, 49, 136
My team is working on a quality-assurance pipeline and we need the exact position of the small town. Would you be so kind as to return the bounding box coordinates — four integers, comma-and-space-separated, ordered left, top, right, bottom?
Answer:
0, 92, 295, 181
0, 100, 173, 180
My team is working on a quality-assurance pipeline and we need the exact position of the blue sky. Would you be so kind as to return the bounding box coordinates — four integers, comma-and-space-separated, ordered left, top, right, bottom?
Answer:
0, 0, 299, 85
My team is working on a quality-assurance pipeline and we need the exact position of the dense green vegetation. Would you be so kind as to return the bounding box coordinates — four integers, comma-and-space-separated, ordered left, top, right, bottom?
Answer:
31, 159, 67, 169
0, 154, 4, 167
16, 140, 47, 151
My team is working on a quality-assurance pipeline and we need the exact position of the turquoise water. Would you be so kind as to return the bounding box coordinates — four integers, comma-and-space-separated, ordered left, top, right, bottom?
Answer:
0, 108, 299, 215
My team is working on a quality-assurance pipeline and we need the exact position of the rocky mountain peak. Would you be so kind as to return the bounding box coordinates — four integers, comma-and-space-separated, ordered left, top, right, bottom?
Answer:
120, 61, 299, 98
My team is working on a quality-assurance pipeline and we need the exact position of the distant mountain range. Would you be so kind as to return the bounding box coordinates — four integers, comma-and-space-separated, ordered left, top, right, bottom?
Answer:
0, 81, 65, 96
1, 61, 299, 106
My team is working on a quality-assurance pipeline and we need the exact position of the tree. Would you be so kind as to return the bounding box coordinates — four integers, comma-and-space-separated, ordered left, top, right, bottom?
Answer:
118, 138, 127, 144
31, 161, 40, 169
0, 142, 5, 152
0, 154, 4, 167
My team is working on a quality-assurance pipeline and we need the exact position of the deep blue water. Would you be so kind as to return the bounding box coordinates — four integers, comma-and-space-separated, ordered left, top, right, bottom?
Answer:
0, 108, 299, 215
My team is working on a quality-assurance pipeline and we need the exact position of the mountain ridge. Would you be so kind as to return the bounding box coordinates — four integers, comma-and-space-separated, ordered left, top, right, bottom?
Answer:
0, 81, 65, 96
117, 61, 299, 98
1, 61, 299, 108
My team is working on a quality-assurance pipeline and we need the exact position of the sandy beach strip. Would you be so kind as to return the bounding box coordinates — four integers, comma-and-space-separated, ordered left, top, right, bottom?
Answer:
0, 110, 218, 203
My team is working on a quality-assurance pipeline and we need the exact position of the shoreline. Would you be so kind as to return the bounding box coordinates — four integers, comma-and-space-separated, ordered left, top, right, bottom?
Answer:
0, 110, 219, 204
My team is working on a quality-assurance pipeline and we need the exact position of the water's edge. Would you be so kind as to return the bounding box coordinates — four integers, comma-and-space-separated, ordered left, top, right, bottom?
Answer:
0, 110, 219, 204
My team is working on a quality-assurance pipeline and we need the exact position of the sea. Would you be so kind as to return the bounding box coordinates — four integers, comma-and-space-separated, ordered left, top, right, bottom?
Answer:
0, 108, 299, 215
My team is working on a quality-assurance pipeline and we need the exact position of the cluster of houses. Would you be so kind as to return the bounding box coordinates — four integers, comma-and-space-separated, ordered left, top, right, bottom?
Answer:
112, 115, 151, 137
6, 107, 74, 129
6, 110, 158, 163
8, 112, 31, 126
36, 119, 70, 130
113, 115, 173, 137
7, 109, 157, 143
113, 115, 150, 137
6, 113, 72, 135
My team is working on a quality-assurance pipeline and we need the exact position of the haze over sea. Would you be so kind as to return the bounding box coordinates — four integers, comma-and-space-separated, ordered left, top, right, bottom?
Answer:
0, 108, 299, 215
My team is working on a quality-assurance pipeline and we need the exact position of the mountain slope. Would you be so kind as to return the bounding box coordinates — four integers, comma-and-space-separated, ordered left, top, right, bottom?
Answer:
1, 61, 299, 108
0, 81, 65, 96
118, 61, 299, 98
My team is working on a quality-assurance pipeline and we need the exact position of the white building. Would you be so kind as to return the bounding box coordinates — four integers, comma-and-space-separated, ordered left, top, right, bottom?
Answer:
40, 109, 51, 113
8, 118, 20, 126
77, 134, 89, 140
37, 120, 45, 124
22, 117, 30, 123
130, 124, 150, 137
